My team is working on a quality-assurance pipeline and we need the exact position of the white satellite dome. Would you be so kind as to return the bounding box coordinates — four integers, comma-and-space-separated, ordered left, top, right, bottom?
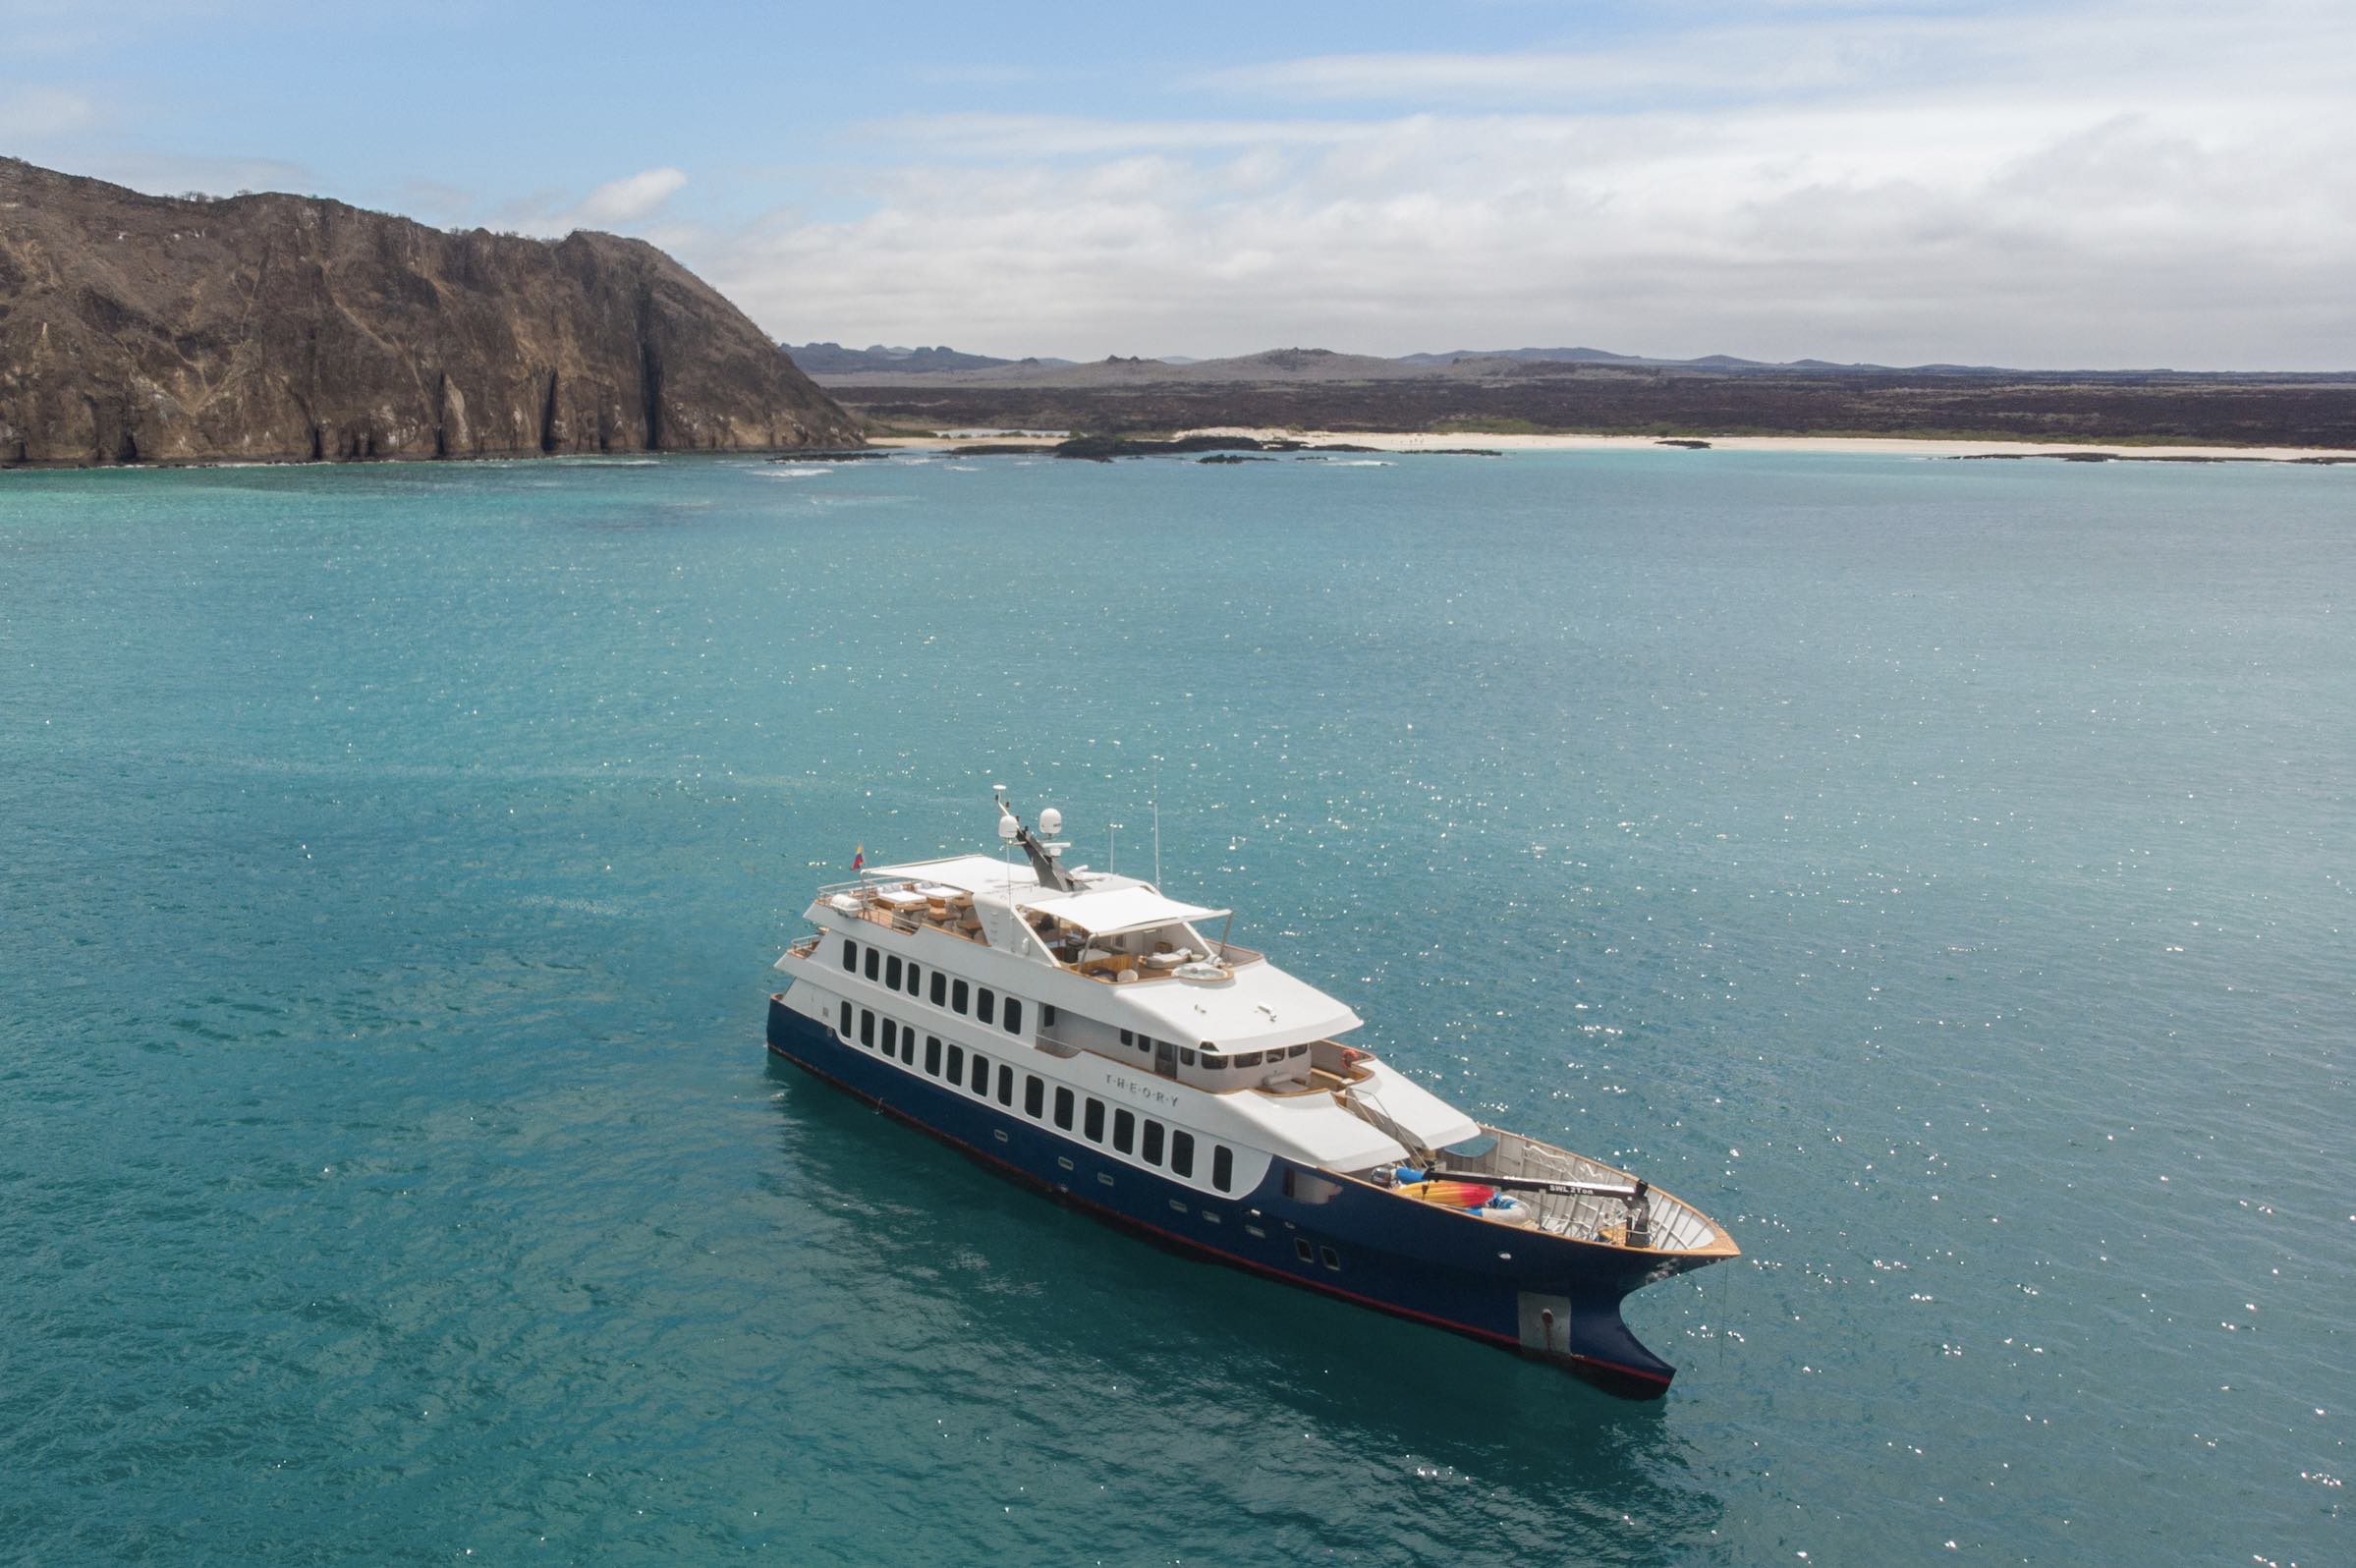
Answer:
1038, 807, 1063, 835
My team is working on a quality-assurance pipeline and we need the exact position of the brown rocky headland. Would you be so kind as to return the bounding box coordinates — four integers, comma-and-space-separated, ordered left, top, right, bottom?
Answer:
0, 157, 858, 467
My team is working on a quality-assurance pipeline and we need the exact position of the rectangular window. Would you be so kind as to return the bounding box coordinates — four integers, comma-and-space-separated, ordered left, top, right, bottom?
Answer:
885, 955, 902, 989
925, 1036, 941, 1076
953, 980, 970, 1014
1084, 1098, 1105, 1143
864, 947, 878, 981
1041, 1004, 1057, 1027
1170, 1130, 1195, 1178
838, 999, 852, 1036
1142, 1121, 1165, 1166
1004, 998, 1024, 1036
926, 972, 942, 1006
971, 1053, 989, 1095
1179, 1047, 1196, 1067
1053, 1087, 1074, 1130
947, 1043, 964, 1081
841, 939, 858, 973
905, 963, 921, 996
978, 988, 996, 1026
996, 1065, 1014, 1106
1119, 1028, 1133, 1046
1212, 1146, 1233, 1192
900, 1031, 916, 1065
1113, 1109, 1135, 1154
859, 1009, 874, 1047
1024, 1075, 1043, 1118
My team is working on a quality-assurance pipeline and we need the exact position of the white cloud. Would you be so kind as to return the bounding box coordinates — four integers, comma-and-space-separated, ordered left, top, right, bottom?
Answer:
572, 166, 689, 226
692, 1, 2356, 369
481, 166, 693, 239
0, 84, 100, 140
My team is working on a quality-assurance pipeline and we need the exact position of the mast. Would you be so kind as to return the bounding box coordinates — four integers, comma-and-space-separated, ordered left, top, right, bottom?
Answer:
994, 789, 1078, 892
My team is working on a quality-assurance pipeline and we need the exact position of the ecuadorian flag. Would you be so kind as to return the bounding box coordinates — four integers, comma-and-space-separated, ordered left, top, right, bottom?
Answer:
851, 844, 865, 872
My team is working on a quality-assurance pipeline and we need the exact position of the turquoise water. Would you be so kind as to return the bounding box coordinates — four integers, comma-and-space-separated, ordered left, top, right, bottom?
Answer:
2, 450, 2348, 1565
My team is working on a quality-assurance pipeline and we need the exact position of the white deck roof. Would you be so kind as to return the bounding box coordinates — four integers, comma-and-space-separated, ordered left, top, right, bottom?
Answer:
874, 854, 1223, 933
1032, 884, 1227, 937
864, 853, 1361, 1049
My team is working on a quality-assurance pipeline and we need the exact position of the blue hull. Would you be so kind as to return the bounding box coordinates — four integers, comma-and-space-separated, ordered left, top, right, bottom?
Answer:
766, 996, 1693, 1397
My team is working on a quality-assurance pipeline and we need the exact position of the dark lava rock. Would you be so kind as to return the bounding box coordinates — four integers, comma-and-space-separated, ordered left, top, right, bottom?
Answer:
1657, 438, 1711, 449
0, 157, 860, 466
1053, 434, 1266, 461
1198, 453, 1273, 463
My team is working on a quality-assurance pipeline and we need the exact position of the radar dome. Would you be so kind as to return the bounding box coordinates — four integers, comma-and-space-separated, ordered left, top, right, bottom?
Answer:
997, 813, 1020, 841
1038, 808, 1063, 835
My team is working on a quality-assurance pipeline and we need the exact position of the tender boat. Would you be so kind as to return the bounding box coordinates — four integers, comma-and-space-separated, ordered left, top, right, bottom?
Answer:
765, 792, 1738, 1398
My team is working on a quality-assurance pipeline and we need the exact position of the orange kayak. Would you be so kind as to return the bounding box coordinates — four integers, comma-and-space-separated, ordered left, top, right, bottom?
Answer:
1395, 1179, 1498, 1209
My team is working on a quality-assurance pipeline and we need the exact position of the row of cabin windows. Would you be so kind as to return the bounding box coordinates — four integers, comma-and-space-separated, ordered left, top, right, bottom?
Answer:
1117, 1027, 1312, 1076
840, 938, 1026, 1036
832, 997, 1237, 1194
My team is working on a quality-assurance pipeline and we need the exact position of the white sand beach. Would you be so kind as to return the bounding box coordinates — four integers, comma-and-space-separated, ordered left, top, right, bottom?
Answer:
1177, 428, 2354, 462
871, 429, 2349, 462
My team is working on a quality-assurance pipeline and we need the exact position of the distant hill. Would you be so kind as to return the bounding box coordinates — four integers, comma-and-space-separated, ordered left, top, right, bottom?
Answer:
783, 342, 1075, 374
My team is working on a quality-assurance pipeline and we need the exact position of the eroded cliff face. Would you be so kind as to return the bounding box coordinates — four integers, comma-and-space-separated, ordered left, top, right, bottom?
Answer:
0, 158, 860, 465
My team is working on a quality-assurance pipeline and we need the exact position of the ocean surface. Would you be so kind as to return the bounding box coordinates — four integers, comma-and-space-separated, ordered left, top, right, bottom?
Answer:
2, 448, 2348, 1566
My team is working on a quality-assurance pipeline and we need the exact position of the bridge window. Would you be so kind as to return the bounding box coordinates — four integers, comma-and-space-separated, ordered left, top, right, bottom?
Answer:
925, 1036, 941, 1075
1170, 1130, 1195, 1178
1003, 998, 1024, 1036
1142, 1121, 1165, 1166
1053, 1087, 1074, 1130
1084, 1097, 1104, 1143
1024, 1075, 1043, 1118
1178, 1047, 1196, 1067
841, 939, 858, 973
1212, 1146, 1233, 1192
1119, 1028, 1133, 1046
978, 988, 996, 1026
1113, 1109, 1135, 1154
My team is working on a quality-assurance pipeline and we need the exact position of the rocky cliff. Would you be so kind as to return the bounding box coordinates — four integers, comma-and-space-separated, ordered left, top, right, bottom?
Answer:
0, 158, 859, 466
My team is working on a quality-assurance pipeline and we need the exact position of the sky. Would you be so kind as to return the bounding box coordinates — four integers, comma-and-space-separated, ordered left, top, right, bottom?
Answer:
4, 0, 2353, 368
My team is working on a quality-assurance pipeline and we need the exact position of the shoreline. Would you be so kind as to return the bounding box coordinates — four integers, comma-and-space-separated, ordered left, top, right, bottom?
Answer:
869, 429, 2354, 463
1171, 428, 2356, 463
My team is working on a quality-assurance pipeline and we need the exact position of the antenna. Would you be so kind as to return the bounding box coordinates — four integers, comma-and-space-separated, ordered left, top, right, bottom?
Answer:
1151, 755, 1162, 888
1108, 820, 1121, 874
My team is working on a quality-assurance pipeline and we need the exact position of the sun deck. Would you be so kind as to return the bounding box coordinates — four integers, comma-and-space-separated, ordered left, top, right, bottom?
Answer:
813, 873, 1263, 984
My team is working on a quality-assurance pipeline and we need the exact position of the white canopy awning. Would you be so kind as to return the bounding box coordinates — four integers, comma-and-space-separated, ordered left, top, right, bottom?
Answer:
1024, 886, 1227, 938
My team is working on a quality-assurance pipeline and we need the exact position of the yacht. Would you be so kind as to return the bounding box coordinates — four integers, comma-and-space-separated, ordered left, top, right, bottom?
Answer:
765, 792, 1738, 1398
